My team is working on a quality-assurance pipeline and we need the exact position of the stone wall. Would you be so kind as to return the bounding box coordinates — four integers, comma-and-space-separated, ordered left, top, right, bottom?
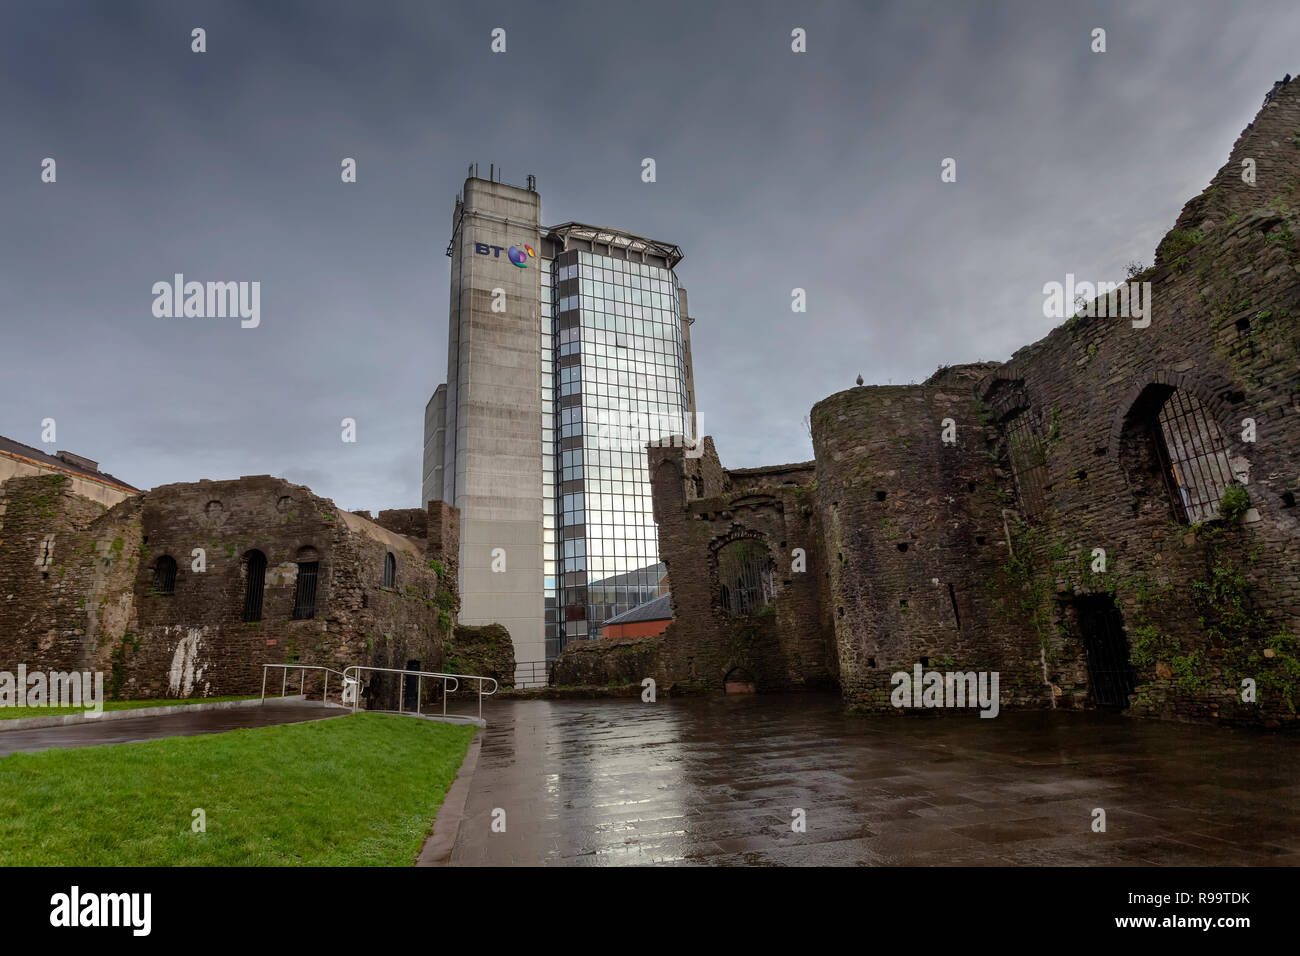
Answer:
551, 634, 662, 687
810, 369, 1044, 714
0, 474, 143, 680
645, 442, 838, 695
0, 474, 465, 707
445, 623, 517, 693
955, 77, 1300, 726
639, 74, 1300, 727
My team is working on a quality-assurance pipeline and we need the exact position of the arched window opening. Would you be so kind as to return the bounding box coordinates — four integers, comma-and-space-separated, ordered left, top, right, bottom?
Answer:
716, 539, 774, 618
242, 550, 267, 622
152, 555, 177, 595
1139, 387, 1235, 524
1001, 406, 1049, 520
383, 552, 396, 588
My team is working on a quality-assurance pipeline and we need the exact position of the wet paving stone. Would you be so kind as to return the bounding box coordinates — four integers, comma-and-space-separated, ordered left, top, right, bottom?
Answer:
0, 699, 344, 756
450, 693, 1300, 867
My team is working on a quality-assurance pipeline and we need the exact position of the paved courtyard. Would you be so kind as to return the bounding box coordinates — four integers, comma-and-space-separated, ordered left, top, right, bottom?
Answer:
450, 694, 1300, 866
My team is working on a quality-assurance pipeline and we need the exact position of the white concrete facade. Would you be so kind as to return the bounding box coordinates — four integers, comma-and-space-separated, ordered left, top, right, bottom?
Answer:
436, 178, 546, 666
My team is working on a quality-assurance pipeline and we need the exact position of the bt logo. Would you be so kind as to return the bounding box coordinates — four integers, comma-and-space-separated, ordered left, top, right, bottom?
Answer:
475, 241, 536, 268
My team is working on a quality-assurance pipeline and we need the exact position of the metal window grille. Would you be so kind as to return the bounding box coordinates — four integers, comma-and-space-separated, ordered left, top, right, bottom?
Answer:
153, 556, 177, 595
383, 552, 396, 588
242, 551, 267, 622
1003, 409, 1049, 520
1075, 596, 1136, 708
293, 562, 319, 620
1151, 390, 1235, 524
717, 540, 774, 618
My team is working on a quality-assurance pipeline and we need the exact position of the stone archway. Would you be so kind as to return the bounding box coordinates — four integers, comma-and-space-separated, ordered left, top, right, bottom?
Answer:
723, 666, 756, 694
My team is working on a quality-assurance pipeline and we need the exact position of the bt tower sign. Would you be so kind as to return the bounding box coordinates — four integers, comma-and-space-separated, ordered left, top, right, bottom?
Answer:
474, 240, 536, 268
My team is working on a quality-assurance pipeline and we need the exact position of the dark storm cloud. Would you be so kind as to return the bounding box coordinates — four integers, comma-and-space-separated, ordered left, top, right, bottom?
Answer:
1, 0, 1295, 507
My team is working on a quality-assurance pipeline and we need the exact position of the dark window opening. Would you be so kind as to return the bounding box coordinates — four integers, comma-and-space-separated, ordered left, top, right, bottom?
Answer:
716, 538, 775, 619
242, 550, 267, 622
383, 552, 396, 588
1282, 492, 1296, 509
947, 583, 961, 631
896, 542, 908, 552
1075, 595, 1136, 709
875, 491, 887, 502
403, 660, 420, 712
1002, 407, 1049, 520
153, 556, 177, 595
293, 562, 319, 620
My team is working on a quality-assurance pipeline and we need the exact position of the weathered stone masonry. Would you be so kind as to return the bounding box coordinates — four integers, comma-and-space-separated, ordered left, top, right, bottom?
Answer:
0, 473, 466, 707
616, 76, 1300, 727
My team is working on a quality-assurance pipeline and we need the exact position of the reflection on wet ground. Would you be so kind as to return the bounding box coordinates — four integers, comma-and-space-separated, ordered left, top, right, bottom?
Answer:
0, 699, 344, 757
449, 693, 1300, 866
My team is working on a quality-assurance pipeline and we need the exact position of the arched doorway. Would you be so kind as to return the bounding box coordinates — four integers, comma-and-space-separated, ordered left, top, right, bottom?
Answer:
724, 666, 755, 694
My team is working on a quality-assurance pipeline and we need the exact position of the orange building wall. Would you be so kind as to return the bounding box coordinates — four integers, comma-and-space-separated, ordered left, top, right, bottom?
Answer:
602, 619, 670, 640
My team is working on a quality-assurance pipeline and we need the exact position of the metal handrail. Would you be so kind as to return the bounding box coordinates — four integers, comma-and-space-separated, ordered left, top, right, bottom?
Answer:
341, 665, 499, 720
260, 663, 348, 705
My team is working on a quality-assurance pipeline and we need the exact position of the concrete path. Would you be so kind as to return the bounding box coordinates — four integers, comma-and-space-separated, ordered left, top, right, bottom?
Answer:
0, 699, 345, 757
449, 693, 1300, 866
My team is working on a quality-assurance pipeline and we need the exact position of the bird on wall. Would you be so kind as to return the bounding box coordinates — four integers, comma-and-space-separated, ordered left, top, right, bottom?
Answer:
855, 374, 864, 386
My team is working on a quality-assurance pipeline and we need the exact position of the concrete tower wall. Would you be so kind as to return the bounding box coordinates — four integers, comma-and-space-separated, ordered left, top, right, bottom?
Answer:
444, 178, 546, 665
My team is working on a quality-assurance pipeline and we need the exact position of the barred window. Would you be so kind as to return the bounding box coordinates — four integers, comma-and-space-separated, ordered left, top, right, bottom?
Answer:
1002, 407, 1049, 520
1149, 389, 1234, 524
152, 555, 177, 595
293, 562, 319, 620
716, 539, 774, 618
242, 550, 267, 622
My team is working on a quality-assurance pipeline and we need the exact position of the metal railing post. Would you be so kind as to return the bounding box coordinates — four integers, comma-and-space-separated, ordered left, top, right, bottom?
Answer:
324, 672, 329, 703
261, 668, 267, 704
281, 669, 287, 698
443, 677, 448, 716
417, 676, 422, 716
301, 668, 306, 696
399, 673, 405, 714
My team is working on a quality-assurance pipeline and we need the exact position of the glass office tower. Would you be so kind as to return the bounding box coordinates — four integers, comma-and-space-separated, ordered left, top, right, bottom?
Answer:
548, 244, 691, 654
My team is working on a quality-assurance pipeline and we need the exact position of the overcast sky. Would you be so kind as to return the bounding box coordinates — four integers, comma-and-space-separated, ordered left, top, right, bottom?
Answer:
1, 0, 1295, 511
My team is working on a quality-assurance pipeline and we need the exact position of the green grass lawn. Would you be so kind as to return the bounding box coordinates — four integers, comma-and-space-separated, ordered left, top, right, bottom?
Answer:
0, 713, 476, 866
0, 694, 261, 720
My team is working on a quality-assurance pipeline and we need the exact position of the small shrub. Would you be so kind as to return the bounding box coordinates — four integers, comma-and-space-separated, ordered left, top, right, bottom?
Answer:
1219, 484, 1250, 523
